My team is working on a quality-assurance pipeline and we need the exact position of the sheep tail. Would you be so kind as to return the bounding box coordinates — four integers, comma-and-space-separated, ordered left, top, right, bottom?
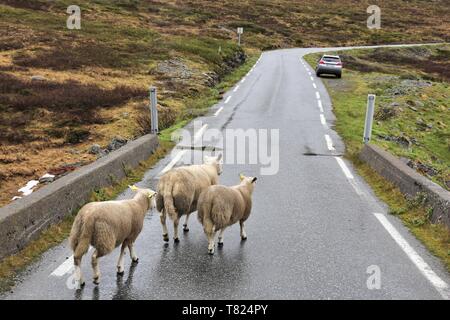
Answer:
69, 214, 93, 257
163, 193, 178, 221
197, 195, 214, 233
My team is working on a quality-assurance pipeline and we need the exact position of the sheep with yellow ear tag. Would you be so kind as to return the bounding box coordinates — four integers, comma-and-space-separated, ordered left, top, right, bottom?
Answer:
69, 184, 157, 287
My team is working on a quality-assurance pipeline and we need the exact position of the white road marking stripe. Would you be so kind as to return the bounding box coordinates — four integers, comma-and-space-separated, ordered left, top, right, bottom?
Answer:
335, 157, 354, 180
373, 213, 450, 300
313, 83, 317, 89
324, 134, 335, 151
318, 100, 324, 113
320, 114, 327, 128
316, 91, 321, 99
309, 73, 312, 76
241, 77, 246, 84
310, 76, 314, 81
50, 247, 92, 277
233, 85, 240, 92
193, 124, 208, 142
214, 107, 223, 117
224, 96, 232, 104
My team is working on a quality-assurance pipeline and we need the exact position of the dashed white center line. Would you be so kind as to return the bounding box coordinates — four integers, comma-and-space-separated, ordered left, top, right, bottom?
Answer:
324, 134, 335, 151
233, 85, 240, 92
318, 100, 324, 113
310, 76, 314, 81
315, 91, 321, 99
320, 114, 327, 128
373, 213, 450, 300
313, 83, 317, 89
214, 106, 223, 117
224, 96, 232, 104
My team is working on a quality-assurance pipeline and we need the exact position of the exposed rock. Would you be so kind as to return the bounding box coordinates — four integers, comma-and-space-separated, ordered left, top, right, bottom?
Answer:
39, 173, 55, 184
31, 75, 46, 81
89, 144, 107, 158
156, 58, 193, 80
107, 136, 128, 152
407, 160, 438, 177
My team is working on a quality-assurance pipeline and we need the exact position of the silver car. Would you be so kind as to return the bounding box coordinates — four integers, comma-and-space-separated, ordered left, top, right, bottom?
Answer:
316, 55, 342, 78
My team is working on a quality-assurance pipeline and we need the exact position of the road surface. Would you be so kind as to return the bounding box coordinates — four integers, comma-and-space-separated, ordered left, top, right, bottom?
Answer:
2, 45, 450, 300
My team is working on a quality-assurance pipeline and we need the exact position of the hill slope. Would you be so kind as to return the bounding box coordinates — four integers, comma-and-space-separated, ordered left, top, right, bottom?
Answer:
0, 0, 449, 206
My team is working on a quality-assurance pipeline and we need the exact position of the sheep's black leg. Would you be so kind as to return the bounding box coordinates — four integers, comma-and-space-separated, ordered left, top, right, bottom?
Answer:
183, 213, 190, 232
160, 210, 169, 242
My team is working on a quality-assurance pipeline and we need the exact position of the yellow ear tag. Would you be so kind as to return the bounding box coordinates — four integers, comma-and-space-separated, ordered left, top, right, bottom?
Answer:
239, 173, 245, 181
148, 190, 157, 198
129, 185, 139, 192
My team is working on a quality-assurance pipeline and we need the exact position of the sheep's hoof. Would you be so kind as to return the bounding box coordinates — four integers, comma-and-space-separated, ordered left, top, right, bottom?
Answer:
208, 249, 215, 255
183, 225, 189, 232
241, 236, 247, 241
132, 258, 139, 264
174, 238, 180, 243
218, 242, 224, 248
93, 277, 100, 285
163, 234, 169, 242
117, 270, 124, 276
79, 281, 85, 288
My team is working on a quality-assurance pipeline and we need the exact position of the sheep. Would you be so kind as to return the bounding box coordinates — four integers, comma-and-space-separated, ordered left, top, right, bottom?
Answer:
156, 154, 222, 243
69, 185, 156, 286
197, 173, 257, 255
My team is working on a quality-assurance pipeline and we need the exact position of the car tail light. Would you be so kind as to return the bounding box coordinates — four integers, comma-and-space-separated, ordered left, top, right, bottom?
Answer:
336, 62, 342, 66
319, 60, 326, 64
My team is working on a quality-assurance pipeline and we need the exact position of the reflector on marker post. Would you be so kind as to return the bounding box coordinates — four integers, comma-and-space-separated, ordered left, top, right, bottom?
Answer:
149, 86, 158, 134
363, 94, 376, 143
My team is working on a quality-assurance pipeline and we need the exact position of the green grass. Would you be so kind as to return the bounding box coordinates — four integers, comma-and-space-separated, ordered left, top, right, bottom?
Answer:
304, 45, 450, 271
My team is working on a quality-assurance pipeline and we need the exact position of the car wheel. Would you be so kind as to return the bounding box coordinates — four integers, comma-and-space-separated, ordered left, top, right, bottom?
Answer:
316, 72, 321, 77
336, 73, 342, 79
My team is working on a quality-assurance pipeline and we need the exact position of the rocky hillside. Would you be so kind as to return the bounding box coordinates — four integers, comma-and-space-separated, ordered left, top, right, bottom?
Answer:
0, 0, 449, 206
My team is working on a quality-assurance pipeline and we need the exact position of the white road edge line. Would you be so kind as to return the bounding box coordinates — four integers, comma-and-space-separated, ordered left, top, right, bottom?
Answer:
315, 91, 321, 99
50, 247, 92, 277
335, 157, 354, 179
313, 83, 317, 89
214, 106, 223, 117
240, 77, 246, 84
233, 85, 240, 92
373, 213, 450, 300
224, 96, 232, 104
318, 100, 324, 113
324, 134, 335, 151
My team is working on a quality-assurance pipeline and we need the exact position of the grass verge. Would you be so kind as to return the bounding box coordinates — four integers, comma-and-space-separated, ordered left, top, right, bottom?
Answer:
304, 47, 450, 271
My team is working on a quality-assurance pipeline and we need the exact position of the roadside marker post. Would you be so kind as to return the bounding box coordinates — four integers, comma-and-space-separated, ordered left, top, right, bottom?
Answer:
363, 94, 376, 143
149, 86, 159, 134
237, 27, 243, 46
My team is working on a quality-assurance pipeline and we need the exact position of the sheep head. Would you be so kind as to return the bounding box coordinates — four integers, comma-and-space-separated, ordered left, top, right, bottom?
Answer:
239, 173, 257, 184
204, 153, 223, 175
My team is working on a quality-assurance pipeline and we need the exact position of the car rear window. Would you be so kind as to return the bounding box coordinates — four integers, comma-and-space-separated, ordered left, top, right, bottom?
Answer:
322, 56, 341, 62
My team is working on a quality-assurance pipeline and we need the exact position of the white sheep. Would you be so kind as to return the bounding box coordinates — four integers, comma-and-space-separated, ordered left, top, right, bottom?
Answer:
69, 185, 156, 286
197, 173, 257, 254
156, 154, 222, 242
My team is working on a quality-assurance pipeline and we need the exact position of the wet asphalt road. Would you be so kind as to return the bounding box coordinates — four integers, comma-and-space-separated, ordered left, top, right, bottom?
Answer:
3, 45, 450, 300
